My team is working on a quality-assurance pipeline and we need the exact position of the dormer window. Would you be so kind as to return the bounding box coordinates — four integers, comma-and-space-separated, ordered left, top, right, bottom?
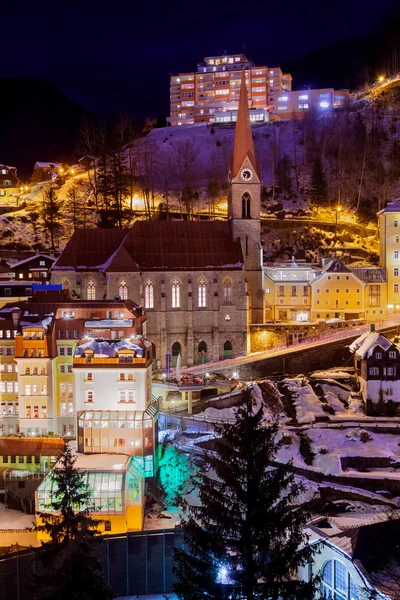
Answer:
375, 352, 382, 359
389, 351, 397, 359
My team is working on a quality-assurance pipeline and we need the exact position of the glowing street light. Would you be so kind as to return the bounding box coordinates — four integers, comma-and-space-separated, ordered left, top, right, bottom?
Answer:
378, 76, 385, 83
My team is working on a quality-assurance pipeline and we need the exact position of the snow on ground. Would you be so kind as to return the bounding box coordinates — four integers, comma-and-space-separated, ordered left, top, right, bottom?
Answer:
283, 378, 325, 423
0, 503, 36, 529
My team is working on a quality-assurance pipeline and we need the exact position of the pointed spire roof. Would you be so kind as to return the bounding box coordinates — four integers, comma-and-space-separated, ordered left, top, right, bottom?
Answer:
231, 69, 258, 178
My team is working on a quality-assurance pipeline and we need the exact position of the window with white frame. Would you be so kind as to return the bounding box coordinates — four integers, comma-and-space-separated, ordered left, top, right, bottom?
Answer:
172, 279, 180, 308
395, 251, 399, 259
321, 559, 359, 600
395, 269, 399, 277
87, 280, 96, 300
145, 280, 154, 308
119, 280, 128, 300
395, 284, 399, 293
85, 390, 94, 403
198, 279, 206, 308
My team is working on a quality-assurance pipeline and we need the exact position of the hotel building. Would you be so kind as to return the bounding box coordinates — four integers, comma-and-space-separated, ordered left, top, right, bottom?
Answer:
168, 53, 292, 126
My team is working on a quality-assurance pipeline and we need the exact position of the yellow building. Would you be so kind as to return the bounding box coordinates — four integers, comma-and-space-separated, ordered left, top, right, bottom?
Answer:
311, 260, 365, 321
0, 164, 21, 206
378, 200, 400, 315
0, 309, 19, 434
36, 453, 145, 537
264, 262, 315, 322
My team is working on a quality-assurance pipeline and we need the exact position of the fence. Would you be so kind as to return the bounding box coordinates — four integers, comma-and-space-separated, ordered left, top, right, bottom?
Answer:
0, 528, 183, 599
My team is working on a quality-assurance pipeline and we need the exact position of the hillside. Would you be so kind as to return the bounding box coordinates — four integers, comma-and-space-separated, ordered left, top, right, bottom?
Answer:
2, 85, 400, 260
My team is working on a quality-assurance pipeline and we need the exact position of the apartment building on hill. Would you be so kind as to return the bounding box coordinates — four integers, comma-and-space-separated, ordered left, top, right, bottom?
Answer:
168, 53, 292, 126
168, 52, 350, 125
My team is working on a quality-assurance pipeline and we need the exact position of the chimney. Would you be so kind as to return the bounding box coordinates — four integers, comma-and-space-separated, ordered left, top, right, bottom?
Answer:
370, 324, 375, 332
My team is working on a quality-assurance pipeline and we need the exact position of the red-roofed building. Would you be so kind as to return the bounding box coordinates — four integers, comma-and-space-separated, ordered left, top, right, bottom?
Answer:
51, 76, 264, 368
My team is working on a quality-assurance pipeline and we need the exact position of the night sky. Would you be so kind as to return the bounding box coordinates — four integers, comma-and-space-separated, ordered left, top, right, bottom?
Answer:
1, 0, 397, 121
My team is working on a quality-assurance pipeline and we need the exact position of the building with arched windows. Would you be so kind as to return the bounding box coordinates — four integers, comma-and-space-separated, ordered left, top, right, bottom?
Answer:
50, 71, 263, 367
301, 507, 400, 600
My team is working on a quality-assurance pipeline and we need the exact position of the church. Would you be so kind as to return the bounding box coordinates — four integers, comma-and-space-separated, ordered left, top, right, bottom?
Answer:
51, 72, 264, 368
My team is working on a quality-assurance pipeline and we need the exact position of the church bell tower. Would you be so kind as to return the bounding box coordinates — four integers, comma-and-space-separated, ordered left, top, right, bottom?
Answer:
229, 69, 263, 324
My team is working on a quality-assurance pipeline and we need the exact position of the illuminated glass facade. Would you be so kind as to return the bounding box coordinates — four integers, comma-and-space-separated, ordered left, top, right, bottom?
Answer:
37, 458, 143, 514
77, 407, 158, 475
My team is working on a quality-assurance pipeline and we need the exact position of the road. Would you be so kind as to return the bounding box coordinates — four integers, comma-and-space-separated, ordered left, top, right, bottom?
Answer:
181, 318, 400, 376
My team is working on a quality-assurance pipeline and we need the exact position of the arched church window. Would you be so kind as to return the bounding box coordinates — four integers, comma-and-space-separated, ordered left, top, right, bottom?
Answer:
224, 340, 233, 359
87, 280, 95, 301
145, 280, 154, 309
223, 280, 232, 303
119, 280, 128, 300
172, 279, 180, 308
198, 279, 206, 308
242, 192, 251, 218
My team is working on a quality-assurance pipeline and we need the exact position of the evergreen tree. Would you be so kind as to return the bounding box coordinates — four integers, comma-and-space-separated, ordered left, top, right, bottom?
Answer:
41, 186, 62, 250
310, 158, 328, 206
173, 390, 318, 600
34, 444, 114, 600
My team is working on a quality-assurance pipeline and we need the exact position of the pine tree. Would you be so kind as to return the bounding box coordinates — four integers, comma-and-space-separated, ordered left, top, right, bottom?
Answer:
41, 186, 62, 250
34, 444, 114, 600
310, 158, 328, 206
173, 390, 318, 600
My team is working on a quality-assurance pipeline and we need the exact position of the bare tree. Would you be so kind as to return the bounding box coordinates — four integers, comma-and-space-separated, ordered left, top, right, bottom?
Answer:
138, 137, 159, 219
171, 139, 198, 219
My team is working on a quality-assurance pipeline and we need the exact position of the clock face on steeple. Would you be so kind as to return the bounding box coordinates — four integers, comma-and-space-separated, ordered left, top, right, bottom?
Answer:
241, 168, 253, 181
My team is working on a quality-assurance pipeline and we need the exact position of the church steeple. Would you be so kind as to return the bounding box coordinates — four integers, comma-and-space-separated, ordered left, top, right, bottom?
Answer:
228, 68, 263, 325
231, 69, 259, 179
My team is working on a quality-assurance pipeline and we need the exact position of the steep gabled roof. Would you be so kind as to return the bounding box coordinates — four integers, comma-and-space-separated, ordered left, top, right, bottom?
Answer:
231, 70, 258, 178
52, 229, 129, 271
120, 220, 242, 271
349, 331, 393, 358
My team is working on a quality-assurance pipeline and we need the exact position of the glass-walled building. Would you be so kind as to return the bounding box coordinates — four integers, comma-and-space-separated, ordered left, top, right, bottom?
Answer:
36, 453, 145, 535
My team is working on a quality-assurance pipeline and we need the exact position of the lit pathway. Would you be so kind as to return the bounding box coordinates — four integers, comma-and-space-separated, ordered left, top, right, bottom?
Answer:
181, 319, 400, 376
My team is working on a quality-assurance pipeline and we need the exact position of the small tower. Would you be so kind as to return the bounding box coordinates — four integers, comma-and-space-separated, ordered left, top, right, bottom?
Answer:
229, 70, 263, 324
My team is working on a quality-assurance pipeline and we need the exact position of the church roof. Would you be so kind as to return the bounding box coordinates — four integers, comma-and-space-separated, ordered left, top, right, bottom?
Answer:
52, 229, 129, 270
53, 221, 243, 272
231, 70, 258, 178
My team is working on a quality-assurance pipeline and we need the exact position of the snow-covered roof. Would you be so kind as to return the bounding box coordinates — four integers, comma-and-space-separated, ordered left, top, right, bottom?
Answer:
75, 338, 150, 358
378, 199, 400, 214
11, 254, 55, 269
20, 314, 54, 330
84, 319, 133, 328
59, 453, 130, 471
349, 331, 393, 358
35, 162, 61, 169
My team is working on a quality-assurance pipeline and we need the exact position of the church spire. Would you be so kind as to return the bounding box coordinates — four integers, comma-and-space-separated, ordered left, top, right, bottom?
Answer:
231, 69, 258, 178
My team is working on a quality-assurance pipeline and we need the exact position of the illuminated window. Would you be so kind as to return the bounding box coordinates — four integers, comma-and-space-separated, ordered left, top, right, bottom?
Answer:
119, 280, 128, 300
87, 280, 96, 300
145, 280, 154, 309
198, 279, 206, 308
321, 560, 358, 600
172, 279, 180, 308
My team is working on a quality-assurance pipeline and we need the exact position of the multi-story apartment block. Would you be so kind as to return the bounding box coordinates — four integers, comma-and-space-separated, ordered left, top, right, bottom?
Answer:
168, 53, 292, 126
0, 164, 20, 205
378, 200, 400, 315
0, 308, 19, 434
0, 292, 151, 437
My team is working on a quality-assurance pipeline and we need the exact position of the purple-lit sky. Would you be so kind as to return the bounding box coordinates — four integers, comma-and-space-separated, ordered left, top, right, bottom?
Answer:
0, 0, 396, 119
